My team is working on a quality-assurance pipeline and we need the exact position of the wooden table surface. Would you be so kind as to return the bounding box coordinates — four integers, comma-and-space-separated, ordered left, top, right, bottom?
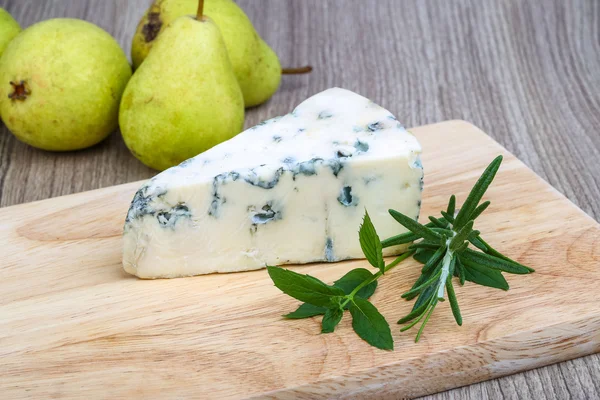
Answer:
0, 0, 598, 399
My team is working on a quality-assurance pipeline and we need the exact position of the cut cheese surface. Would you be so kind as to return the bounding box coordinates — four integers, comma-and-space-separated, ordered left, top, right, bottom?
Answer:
123, 88, 423, 278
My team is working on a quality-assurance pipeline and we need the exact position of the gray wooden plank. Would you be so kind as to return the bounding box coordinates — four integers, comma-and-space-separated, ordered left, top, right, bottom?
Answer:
0, 0, 598, 399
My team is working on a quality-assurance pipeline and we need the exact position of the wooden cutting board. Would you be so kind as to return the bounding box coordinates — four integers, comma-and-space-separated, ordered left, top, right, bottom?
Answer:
2, 120, 599, 399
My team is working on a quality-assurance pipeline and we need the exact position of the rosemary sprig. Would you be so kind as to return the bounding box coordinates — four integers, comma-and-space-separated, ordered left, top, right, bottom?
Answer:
388, 155, 534, 341
267, 155, 534, 349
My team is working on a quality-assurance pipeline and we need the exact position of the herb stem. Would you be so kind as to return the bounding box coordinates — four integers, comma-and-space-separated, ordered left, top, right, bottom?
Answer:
415, 298, 438, 342
400, 305, 428, 331
341, 250, 416, 308
384, 250, 415, 272
437, 243, 454, 299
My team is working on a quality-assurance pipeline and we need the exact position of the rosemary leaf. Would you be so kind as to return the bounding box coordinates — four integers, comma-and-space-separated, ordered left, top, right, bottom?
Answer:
468, 230, 481, 240
421, 246, 445, 274
455, 241, 469, 254
449, 220, 474, 251
447, 194, 456, 215
457, 257, 466, 285
460, 258, 509, 290
397, 300, 429, 324
404, 268, 435, 301
446, 278, 462, 326
413, 285, 436, 309
430, 227, 454, 236
413, 249, 435, 264
440, 210, 455, 223
470, 200, 491, 221
461, 248, 532, 274
381, 232, 420, 248
389, 209, 441, 242
475, 236, 535, 273
448, 255, 457, 277
453, 155, 503, 230
400, 307, 428, 332
402, 270, 442, 298
409, 241, 440, 250
428, 216, 448, 229
469, 235, 488, 251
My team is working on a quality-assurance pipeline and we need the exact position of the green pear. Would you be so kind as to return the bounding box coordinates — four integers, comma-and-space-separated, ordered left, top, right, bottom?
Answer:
120, 6, 245, 171
131, 0, 289, 107
0, 8, 21, 58
0, 19, 131, 151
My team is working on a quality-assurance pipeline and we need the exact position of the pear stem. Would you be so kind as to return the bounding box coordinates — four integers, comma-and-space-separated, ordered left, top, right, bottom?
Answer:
281, 65, 313, 75
196, 0, 205, 20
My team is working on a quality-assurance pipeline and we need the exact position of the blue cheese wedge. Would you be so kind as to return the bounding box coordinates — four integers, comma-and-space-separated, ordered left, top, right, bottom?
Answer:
123, 88, 423, 278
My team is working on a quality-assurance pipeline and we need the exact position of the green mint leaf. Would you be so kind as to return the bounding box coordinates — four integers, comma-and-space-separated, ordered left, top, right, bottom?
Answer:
349, 297, 393, 350
321, 307, 344, 333
453, 155, 503, 230
445, 278, 462, 326
449, 220, 474, 251
285, 268, 378, 319
447, 194, 456, 215
267, 266, 345, 307
461, 248, 531, 274
334, 268, 378, 299
284, 303, 326, 319
388, 209, 441, 242
359, 211, 385, 274
460, 258, 509, 290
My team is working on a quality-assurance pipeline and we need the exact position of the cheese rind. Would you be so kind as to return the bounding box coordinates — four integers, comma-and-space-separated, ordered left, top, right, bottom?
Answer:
123, 88, 423, 278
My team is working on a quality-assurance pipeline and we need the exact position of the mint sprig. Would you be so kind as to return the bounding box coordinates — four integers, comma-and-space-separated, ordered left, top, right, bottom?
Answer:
282, 268, 378, 318
268, 156, 534, 349
268, 212, 412, 350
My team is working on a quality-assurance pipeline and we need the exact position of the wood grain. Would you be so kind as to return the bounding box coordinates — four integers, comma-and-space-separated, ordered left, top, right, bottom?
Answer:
1, 121, 600, 399
0, 0, 599, 399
